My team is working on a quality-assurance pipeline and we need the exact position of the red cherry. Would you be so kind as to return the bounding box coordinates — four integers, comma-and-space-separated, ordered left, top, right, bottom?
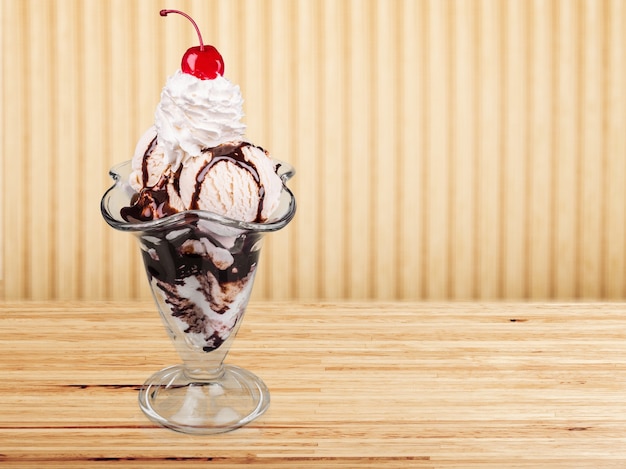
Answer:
160, 9, 224, 80
181, 45, 224, 80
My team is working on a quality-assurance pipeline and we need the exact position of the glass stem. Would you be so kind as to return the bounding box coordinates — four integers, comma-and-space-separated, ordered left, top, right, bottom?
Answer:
183, 363, 226, 382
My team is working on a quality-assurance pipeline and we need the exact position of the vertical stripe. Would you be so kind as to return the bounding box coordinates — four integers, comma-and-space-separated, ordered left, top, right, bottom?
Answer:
293, 0, 322, 299
267, 0, 296, 299
580, 0, 604, 298
320, 0, 348, 299
426, 0, 451, 299
399, 0, 425, 300
503, 0, 529, 299
605, 0, 626, 298
529, 0, 554, 299
348, 0, 375, 299
452, 0, 478, 299
477, 0, 503, 298
0, 0, 30, 298
554, 0, 579, 299
375, 0, 400, 299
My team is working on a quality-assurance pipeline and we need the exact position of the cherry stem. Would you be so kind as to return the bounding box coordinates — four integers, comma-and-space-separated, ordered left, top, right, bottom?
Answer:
160, 9, 204, 51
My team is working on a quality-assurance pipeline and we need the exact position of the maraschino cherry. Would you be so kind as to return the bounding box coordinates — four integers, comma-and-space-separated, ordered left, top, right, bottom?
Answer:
160, 9, 224, 80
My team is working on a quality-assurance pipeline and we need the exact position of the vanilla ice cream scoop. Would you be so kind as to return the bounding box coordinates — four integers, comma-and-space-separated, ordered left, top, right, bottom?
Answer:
177, 142, 283, 222
123, 138, 282, 223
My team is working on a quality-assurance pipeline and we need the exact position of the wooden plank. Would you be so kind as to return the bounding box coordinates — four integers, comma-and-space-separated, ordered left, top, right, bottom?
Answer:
554, 0, 580, 299
603, 0, 626, 299
2, 301, 626, 467
81, 0, 111, 299
319, 0, 348, 299
502, 0, 529, 299
347, 0, 376, 299
2, 0, 28, 299
53, 0, 81, 299
373, 0, 401, 299
266, 0, 297, 300
293, 0, 322, 299
451, 0, 478, 300
399, 0, 426, 300
579, 0, 605, 298
528, 0, 555, 299
26, 0, 54, 299
425, 0, 452, 299
476, 0, 503, 299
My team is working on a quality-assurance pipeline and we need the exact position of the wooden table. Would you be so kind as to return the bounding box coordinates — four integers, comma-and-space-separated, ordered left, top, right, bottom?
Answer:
2, 301, 626, 468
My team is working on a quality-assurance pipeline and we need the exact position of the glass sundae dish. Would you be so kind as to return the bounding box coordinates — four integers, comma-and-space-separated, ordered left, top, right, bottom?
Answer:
101, 10, 295, 434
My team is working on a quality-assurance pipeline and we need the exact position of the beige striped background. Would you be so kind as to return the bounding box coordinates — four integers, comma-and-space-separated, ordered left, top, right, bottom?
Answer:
2, 0, 625, 301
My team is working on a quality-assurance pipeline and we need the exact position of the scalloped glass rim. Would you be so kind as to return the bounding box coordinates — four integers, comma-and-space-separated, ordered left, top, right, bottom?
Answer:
101, 159, 296, 233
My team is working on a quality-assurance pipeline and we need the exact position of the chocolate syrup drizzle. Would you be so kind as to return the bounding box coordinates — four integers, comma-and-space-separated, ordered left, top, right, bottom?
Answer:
142, 135, 159, 186
121, 140, 269, 223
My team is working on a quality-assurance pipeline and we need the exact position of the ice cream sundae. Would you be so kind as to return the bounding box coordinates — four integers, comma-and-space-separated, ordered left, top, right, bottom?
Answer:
102, 9, 295, 353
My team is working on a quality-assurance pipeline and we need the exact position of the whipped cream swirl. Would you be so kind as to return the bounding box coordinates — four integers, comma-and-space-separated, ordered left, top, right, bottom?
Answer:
155, 71, 246, 170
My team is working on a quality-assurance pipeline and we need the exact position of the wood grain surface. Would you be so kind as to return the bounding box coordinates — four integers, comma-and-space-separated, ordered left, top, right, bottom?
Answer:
2, 1, 626, 302
1, 301, 626, 467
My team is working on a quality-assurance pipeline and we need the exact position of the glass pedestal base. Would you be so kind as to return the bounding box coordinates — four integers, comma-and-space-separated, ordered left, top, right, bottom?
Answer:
138, 364, 270, 434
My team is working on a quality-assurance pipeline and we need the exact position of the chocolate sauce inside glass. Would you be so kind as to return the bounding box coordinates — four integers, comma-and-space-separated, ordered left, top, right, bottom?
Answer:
139, 222, 262, 352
